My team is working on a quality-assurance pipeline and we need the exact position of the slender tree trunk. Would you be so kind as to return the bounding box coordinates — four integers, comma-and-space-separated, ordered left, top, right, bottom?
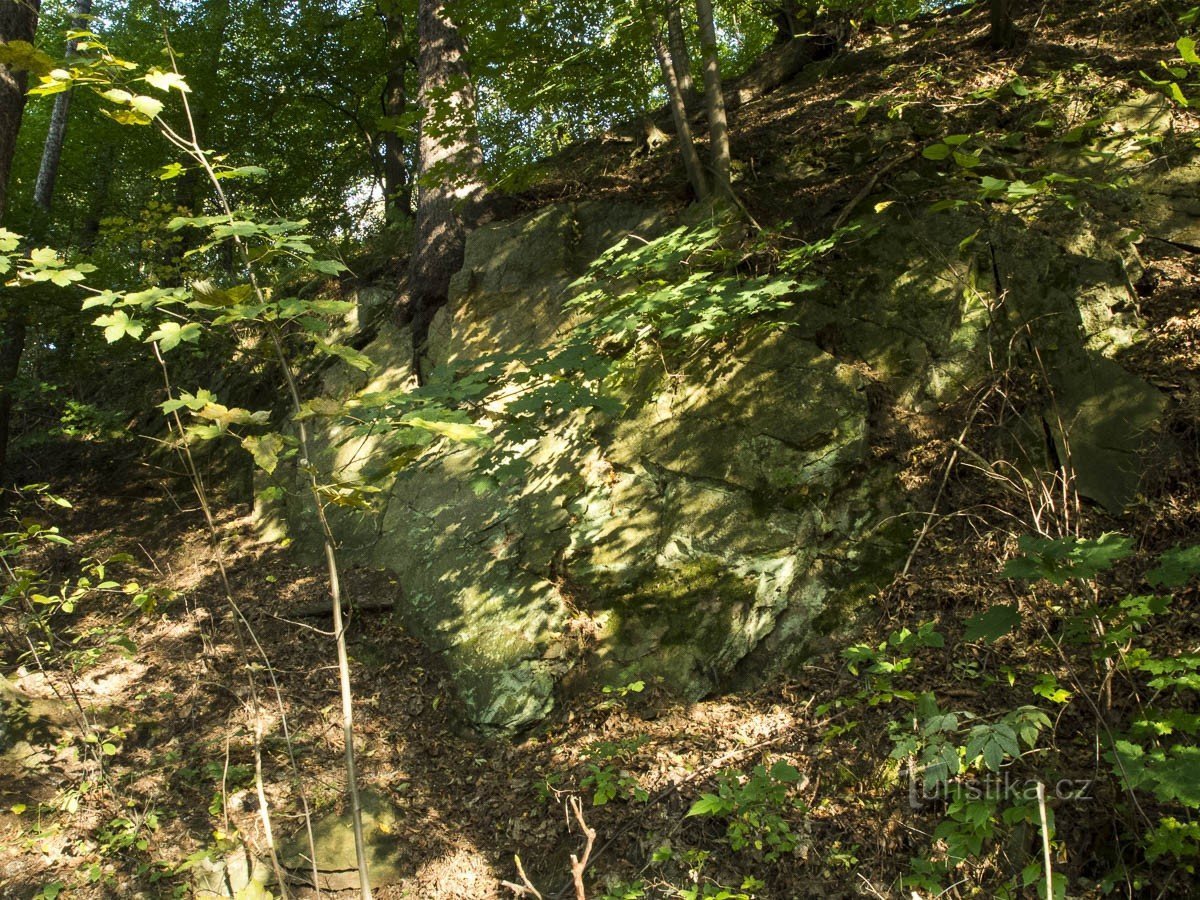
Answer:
0, 316, 26, 481
380, 1, 413, 220
646, 3, 708, 200
989, 0, 1019, 49
402, 0, 484, 360
694, 0, 733, 200
34, 0, 91, 212
0, 0, 42, 485
665, 0, 697, 118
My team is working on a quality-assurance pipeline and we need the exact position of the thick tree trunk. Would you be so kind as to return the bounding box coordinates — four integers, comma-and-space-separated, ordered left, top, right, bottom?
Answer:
694, 0, 732, 199
0, 0, 41, 485
381, 1, 412, 220
402, 0, 484, 358
665, 0, 697, 118
0, 0, 40, 220
33, 0, 90, 212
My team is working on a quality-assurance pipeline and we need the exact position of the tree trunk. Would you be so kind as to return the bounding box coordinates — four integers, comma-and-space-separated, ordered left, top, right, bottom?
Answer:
0, 0, 40, 221
381, 0, 413, 220
0, 315, 26, 482
665, 0, 697, 118
695, 0, 733, 200
989, 0, 1019, 49
646, 3, 708, 200
402, 0, 484, 360
765, 0, 810, 44
33, 0, 90, 212
0, 0, 41, 485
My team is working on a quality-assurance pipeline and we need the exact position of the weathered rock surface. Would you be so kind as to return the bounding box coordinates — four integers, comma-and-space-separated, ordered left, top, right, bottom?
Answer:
280, 791, 405, 891
265, 152, 1172, 730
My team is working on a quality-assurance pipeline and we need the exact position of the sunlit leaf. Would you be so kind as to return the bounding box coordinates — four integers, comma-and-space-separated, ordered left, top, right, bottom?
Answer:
145, 320, 201, 352
93, 310, 145, 344
143, 68, 191, 92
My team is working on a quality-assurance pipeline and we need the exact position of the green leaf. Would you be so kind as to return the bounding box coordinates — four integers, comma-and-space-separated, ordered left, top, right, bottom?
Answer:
308, 259, 349, 275
966, 723, 1020, 772
158, 162, 186, 180
99, 88, 134, 104
81, 291, 120, 310
963, 604, 1021, 643
1180, 36, 1200, 65
143, 68, 192, 92
296, 397, 344, 420
242, 433, 286, 475
0, 40, 54, 76
1147, 545, 1200, 588
0, 228, 18, 253
213, 165, 268, 181
686, 794, 731, 818
315, 341, 374, 372
190, 279, 253, 308
93, 310, 145, 343
211, 220, 262, 239
922, 143, 951, 161
160, 389, 217, 415
130, 95, 165, 119
403, 416, 491, 446
1003, 533, 1132, 584
145, 320, 201, 352
769, 760, 802, 783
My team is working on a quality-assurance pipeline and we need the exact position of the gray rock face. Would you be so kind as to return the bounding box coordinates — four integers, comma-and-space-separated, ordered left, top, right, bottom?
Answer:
266, 178, 1168, 730
280, 791, 405, 891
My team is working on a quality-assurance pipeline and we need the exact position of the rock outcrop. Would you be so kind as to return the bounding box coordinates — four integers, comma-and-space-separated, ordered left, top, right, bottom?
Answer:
261, 119, 1177, 732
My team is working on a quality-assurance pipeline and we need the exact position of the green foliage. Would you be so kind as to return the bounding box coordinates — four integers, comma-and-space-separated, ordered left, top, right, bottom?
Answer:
2, 488, 167, 677
567, 220, 843, 355
1142, 23, 1200, 107
893, 536, 1200, 890
917, 65, 1153, 216
1002, 532, 1132, 584
581, 736, 650, 806
962, 603, 1021, 643
686, 760, 804, 861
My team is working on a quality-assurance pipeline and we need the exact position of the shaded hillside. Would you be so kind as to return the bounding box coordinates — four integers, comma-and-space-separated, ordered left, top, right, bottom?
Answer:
3, 2, 1200, 899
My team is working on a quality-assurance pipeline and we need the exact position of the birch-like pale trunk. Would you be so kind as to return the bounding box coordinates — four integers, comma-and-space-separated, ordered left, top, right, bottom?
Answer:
34, 0, 91, 211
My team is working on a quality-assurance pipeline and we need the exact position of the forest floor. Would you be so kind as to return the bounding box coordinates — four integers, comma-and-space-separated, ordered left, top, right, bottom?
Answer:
0, 235, 1196, 900
3, 1, 1199, 898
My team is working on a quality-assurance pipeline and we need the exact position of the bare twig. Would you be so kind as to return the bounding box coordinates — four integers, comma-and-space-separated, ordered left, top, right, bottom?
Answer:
501, 854, 545, 898
568, 797, 596, 900
1036, 781, 1054, 899
831, 150, 916, 230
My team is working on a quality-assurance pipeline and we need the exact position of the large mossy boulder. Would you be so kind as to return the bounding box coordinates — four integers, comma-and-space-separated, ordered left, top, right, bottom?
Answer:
265, 187, 1166, 731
